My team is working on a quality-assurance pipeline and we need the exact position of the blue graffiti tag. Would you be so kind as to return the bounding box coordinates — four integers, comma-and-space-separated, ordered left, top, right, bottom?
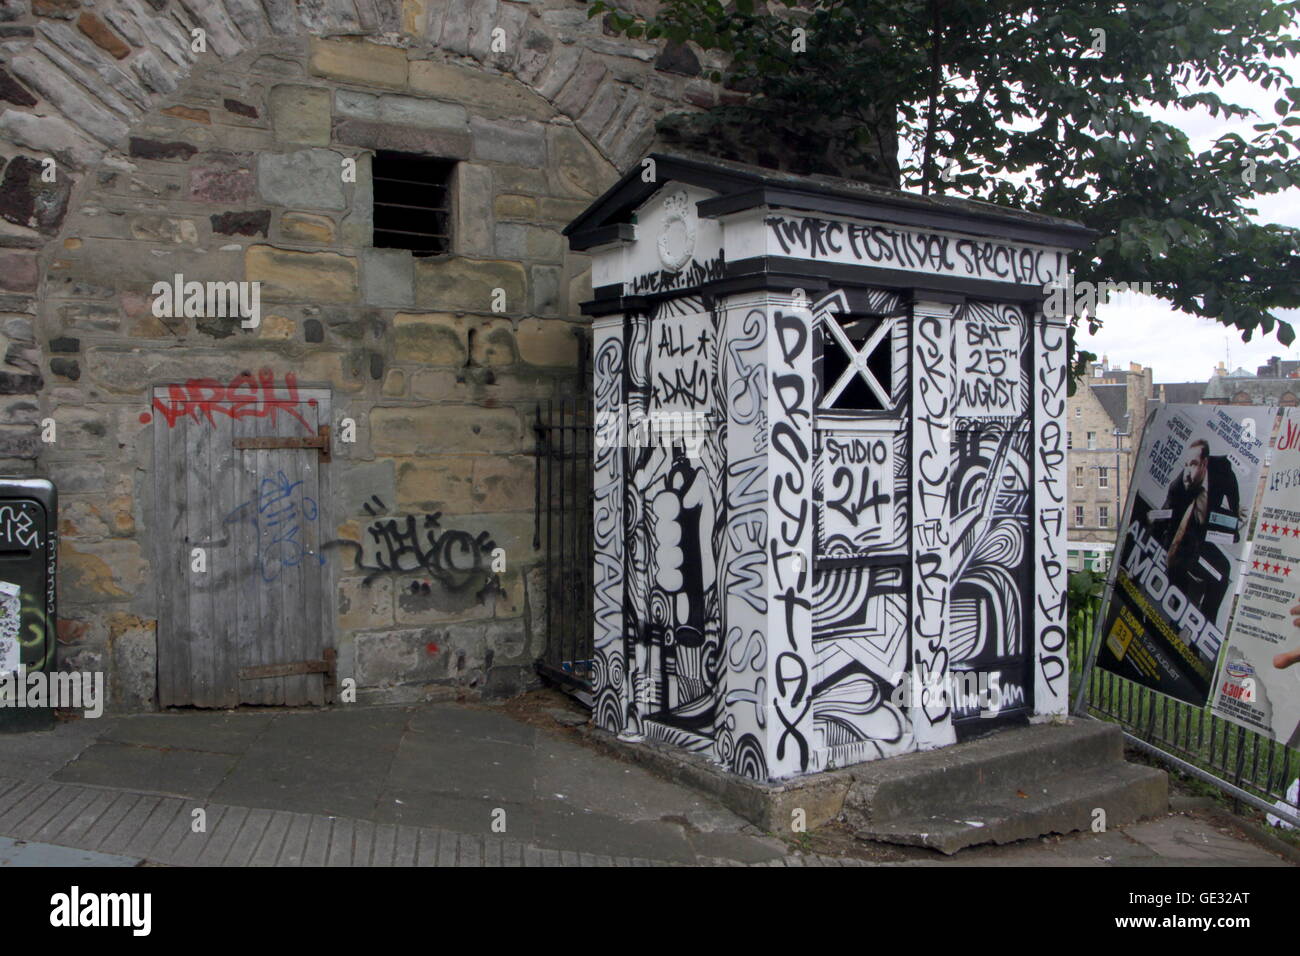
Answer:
224, 471, 325, 583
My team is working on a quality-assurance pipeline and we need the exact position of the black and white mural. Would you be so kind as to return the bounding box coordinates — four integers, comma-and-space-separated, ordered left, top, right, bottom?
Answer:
588, 183, 1072, 780
948, 302, 1035, 722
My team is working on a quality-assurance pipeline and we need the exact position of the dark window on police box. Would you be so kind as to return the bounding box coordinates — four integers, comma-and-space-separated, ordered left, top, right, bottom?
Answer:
372, 150, 455, 256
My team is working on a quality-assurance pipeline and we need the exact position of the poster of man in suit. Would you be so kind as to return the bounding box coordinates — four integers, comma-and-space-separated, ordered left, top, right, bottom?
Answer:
1097, 404, 1270, 706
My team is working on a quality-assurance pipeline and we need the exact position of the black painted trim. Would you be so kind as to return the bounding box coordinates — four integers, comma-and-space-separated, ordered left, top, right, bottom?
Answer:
814, 554, 911, 572
579, 254, 1044, 316
725, 256, 1049, 303
567, 223, 636, 252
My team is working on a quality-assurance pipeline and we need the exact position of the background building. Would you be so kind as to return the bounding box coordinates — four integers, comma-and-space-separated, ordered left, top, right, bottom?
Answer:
1066, 357, 1151, 572
1201, 357, 1300, 406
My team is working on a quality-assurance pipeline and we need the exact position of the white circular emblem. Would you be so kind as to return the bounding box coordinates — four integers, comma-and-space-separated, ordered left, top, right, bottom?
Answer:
657, 189, 696, 273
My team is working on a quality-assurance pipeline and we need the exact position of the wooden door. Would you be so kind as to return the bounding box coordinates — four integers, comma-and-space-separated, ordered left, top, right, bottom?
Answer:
152, 376, 332, 707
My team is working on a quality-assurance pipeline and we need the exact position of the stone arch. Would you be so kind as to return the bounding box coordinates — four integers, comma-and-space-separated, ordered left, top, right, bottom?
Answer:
2, 0, 685, 176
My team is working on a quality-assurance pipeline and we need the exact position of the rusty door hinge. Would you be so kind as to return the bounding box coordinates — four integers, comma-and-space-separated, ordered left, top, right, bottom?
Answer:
233, 424, 331, 463
238, 649, 337, 684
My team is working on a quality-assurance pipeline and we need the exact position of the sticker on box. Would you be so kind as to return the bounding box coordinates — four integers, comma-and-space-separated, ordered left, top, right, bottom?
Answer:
0, 580, 20, 673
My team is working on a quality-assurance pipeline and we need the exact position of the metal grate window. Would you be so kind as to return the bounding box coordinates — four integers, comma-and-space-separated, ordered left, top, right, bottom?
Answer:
372, 150, 454, 256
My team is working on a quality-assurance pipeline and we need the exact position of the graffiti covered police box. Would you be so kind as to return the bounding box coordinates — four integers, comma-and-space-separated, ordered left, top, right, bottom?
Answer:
1097, 404, 1270, 706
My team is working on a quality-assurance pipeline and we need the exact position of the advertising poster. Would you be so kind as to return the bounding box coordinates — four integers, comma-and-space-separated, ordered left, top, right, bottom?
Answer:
1212, 407, 1300, 747
1096, 404, 1270, 706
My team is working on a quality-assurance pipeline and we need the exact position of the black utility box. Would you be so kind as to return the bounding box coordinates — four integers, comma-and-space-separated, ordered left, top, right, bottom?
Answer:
0, 477, 56, 732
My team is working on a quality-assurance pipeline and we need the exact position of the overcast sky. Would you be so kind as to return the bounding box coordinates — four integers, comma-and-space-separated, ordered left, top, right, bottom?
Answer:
1076, 58, 1300, 384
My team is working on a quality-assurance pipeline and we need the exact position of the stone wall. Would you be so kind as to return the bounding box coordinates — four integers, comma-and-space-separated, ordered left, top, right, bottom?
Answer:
0, 0, 724, 709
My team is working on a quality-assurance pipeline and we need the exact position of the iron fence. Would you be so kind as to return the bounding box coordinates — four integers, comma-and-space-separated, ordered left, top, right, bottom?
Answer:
1070, 593, 1300, 826
532, 398, 594, 702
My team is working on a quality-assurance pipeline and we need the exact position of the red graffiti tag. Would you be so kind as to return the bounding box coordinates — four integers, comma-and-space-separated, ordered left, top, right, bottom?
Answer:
1280, 416, 1300, 452
140, 368, 314, 432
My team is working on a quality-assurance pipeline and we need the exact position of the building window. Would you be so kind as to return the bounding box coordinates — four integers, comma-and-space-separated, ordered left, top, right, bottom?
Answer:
1075, 407, 1081, 418
372, 150, 455, 255
1067, 432, 1073, 449
1099, 505, 1110, 528
1075, 466, 1083, 488
1098, 467, 1108, 488
1087, 430, 1097, 449
1075, 505, 1084, 526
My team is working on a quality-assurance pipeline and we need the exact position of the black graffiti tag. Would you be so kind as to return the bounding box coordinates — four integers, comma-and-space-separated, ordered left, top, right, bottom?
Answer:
325, 499, 497, 589
654, 360, 709, 408
1035, 319, 1069, 701
825, 437, 891, 528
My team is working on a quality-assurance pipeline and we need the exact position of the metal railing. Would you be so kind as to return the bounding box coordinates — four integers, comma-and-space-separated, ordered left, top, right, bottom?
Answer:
532, 398, 594, 702
1070, 592, 1300, 827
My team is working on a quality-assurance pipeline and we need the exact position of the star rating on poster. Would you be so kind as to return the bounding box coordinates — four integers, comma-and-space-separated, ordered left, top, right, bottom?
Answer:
1251, 558, 1293, 576
1261, 521, 1300, 536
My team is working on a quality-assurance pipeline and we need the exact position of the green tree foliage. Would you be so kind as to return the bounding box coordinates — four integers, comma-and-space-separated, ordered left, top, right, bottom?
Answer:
592, 0, 1300, 379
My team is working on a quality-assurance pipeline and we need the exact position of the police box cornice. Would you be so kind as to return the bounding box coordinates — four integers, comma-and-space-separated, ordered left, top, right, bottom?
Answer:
565, 151, 1098, 315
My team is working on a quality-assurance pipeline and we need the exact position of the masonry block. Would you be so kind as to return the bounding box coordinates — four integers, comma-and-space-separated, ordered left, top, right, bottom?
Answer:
245, 245, 358, 302
309, 38, 408, 89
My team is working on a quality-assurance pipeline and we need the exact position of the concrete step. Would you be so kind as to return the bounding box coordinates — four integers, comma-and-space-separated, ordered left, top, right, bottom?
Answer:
843, 719, 1126, 824
854, 760, 1169, 854
840, 719, 1169, 852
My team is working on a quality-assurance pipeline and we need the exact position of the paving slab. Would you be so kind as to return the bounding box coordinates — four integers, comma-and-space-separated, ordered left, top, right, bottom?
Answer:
533, 734, 726, 823
374, 788, 530, 836
209, 746, 388, 820
96, 795, 162, 856
0, 835, 140, 867
54, 740, 237, 798
0, 718, 99, 779
1121, 815, 1290, 866
206, 709, 407, 818
406, 704, 538, 747
529, 804, 699, 863
686, 828, 788, 864
92, 712, 276, 754
384, 730, 536, 802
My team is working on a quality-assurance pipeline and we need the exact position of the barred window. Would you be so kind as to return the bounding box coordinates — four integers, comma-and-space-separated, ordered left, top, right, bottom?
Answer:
372, 150, 454, 256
